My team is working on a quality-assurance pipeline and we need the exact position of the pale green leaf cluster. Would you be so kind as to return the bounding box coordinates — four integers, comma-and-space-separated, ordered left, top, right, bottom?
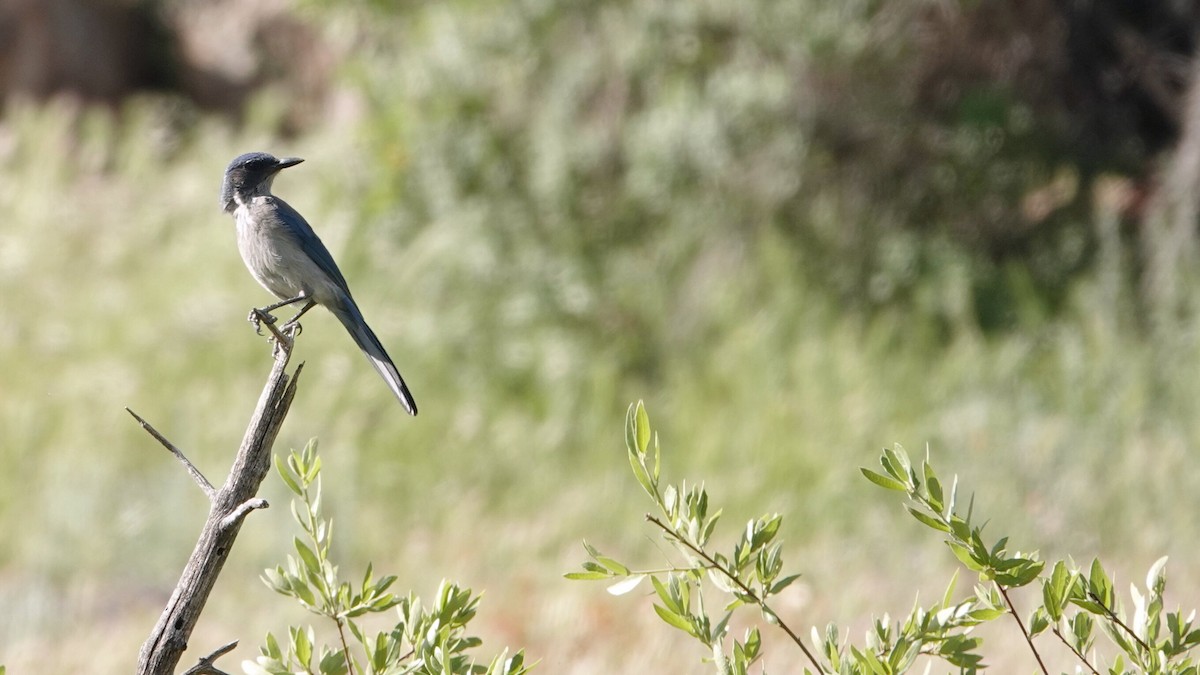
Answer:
863, 444, 1046, 588
866, 444, 1200, 673
568, 401, 808, 675
1027, 557, 1200, 675
813, 573, 996, 674
246, 440, 530, 675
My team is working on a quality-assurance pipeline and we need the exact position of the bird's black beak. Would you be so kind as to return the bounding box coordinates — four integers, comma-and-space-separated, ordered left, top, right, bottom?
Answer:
276, 157, 305, 170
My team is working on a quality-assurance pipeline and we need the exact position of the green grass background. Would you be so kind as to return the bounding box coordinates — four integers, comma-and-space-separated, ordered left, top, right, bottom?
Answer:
3, 2, 1200, 672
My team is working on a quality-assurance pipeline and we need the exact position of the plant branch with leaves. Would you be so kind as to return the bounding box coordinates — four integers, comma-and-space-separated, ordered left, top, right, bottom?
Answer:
570, 402, 1200, 675
246, 440, 531, 675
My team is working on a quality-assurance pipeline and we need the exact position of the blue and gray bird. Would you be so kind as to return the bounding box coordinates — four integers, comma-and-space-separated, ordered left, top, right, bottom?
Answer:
220, 151, 418, 415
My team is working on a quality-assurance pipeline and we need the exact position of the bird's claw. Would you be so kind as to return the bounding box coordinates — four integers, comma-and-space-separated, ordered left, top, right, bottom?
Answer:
248, 308, 278, 336
281, 321, 303, 339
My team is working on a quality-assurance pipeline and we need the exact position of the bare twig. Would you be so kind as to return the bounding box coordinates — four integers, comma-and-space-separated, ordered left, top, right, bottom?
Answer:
1051, 626, 1101, 675
335, 618, 357, 675
181, 640, 239, 675
135, 344, 304, 675
1089, 591, 1152, 654
126, 408, 216, 500
997, 584, 1049, 675
219, 498, 270, 530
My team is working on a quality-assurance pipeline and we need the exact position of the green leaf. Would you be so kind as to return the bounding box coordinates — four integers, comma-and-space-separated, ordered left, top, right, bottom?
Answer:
1043, 560, 1071, 621
743, 627, 761, 660
651, 576, 679, 613
360, 562, 373, 591
652, 432, 661, 484
265, 632, 283, 659
948, 515, 972, 543
701, 510, 722, 545
653, 603, 696, 636
941, 568, 960, 608
262, 567, 291, 595
996, 559, 1045, 587
1071, 599, 1107, 614
624, 403, 637, 455
924, 464, 943, 512
938, 634, 984, 669
1071, 612, 1094, 651
1028, 607, 1050, 636
946, 541, 984, 571
306, 454, 322, 485
662, 484, 678, 518
967, 607, 1006, 621
990, 536, 1009, 558
564, 571, 611, 581
906, 506, 950, 532
369, 593, 398, 611
861, 468, 907, 492
318, 649, 348, 675
770, 574, 802, 595
373, 575, 397, 596
596, 556, 630, 576
1146, 555, 1168, 594
627, 446, 653, 498
292, 578, 317, 606
1088, 558, 1115, 608
635, 401, 651, 455
294, 538, 322, 576
294, 626, 313, 667
886, 444, 912, 479
275, 454, 303, 495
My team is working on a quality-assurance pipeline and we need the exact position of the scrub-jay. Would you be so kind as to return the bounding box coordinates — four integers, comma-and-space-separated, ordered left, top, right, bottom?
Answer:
220, 151, 418, 415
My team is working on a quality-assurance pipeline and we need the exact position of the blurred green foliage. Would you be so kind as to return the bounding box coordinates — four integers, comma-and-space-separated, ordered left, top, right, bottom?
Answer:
333, 0, 1128, 335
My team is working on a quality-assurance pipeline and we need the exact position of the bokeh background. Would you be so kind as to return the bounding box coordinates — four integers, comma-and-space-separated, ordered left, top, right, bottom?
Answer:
3, 0, 1200, 672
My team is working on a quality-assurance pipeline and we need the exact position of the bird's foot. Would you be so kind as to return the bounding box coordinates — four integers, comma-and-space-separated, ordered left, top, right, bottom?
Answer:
248, 308, 278, 336
281, 321, 303, 339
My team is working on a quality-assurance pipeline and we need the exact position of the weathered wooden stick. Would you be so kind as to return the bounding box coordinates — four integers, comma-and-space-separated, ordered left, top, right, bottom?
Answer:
133, 344, 304, 675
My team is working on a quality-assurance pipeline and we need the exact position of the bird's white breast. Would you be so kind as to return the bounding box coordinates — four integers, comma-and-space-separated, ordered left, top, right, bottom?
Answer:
234, 198, 343, 306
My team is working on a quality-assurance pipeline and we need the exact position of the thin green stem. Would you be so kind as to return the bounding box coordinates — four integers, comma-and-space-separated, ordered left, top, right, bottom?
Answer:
646, 515, 824, 674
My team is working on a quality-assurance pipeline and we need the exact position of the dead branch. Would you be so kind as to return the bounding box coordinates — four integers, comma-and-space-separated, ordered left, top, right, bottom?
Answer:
132, 342, 304, 675
181, 640, 239, 675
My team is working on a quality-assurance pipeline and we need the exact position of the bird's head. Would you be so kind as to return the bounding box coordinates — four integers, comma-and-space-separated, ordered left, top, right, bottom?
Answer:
220, 152, 304, 213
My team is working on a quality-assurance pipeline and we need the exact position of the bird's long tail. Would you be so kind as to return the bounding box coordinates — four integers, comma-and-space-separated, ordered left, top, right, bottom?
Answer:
328, 293, 418, 415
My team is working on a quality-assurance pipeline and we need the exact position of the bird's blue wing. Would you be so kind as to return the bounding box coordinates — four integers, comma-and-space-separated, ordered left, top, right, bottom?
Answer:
272, 196, 352, 292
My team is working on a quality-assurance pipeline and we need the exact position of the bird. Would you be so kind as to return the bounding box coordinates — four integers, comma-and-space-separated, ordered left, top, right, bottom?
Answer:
220, 151, 418, 415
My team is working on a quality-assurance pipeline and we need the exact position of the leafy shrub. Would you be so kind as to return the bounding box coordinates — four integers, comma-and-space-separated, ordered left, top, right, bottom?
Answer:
571, 402, 1200, 673
247, 441, 530, 675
